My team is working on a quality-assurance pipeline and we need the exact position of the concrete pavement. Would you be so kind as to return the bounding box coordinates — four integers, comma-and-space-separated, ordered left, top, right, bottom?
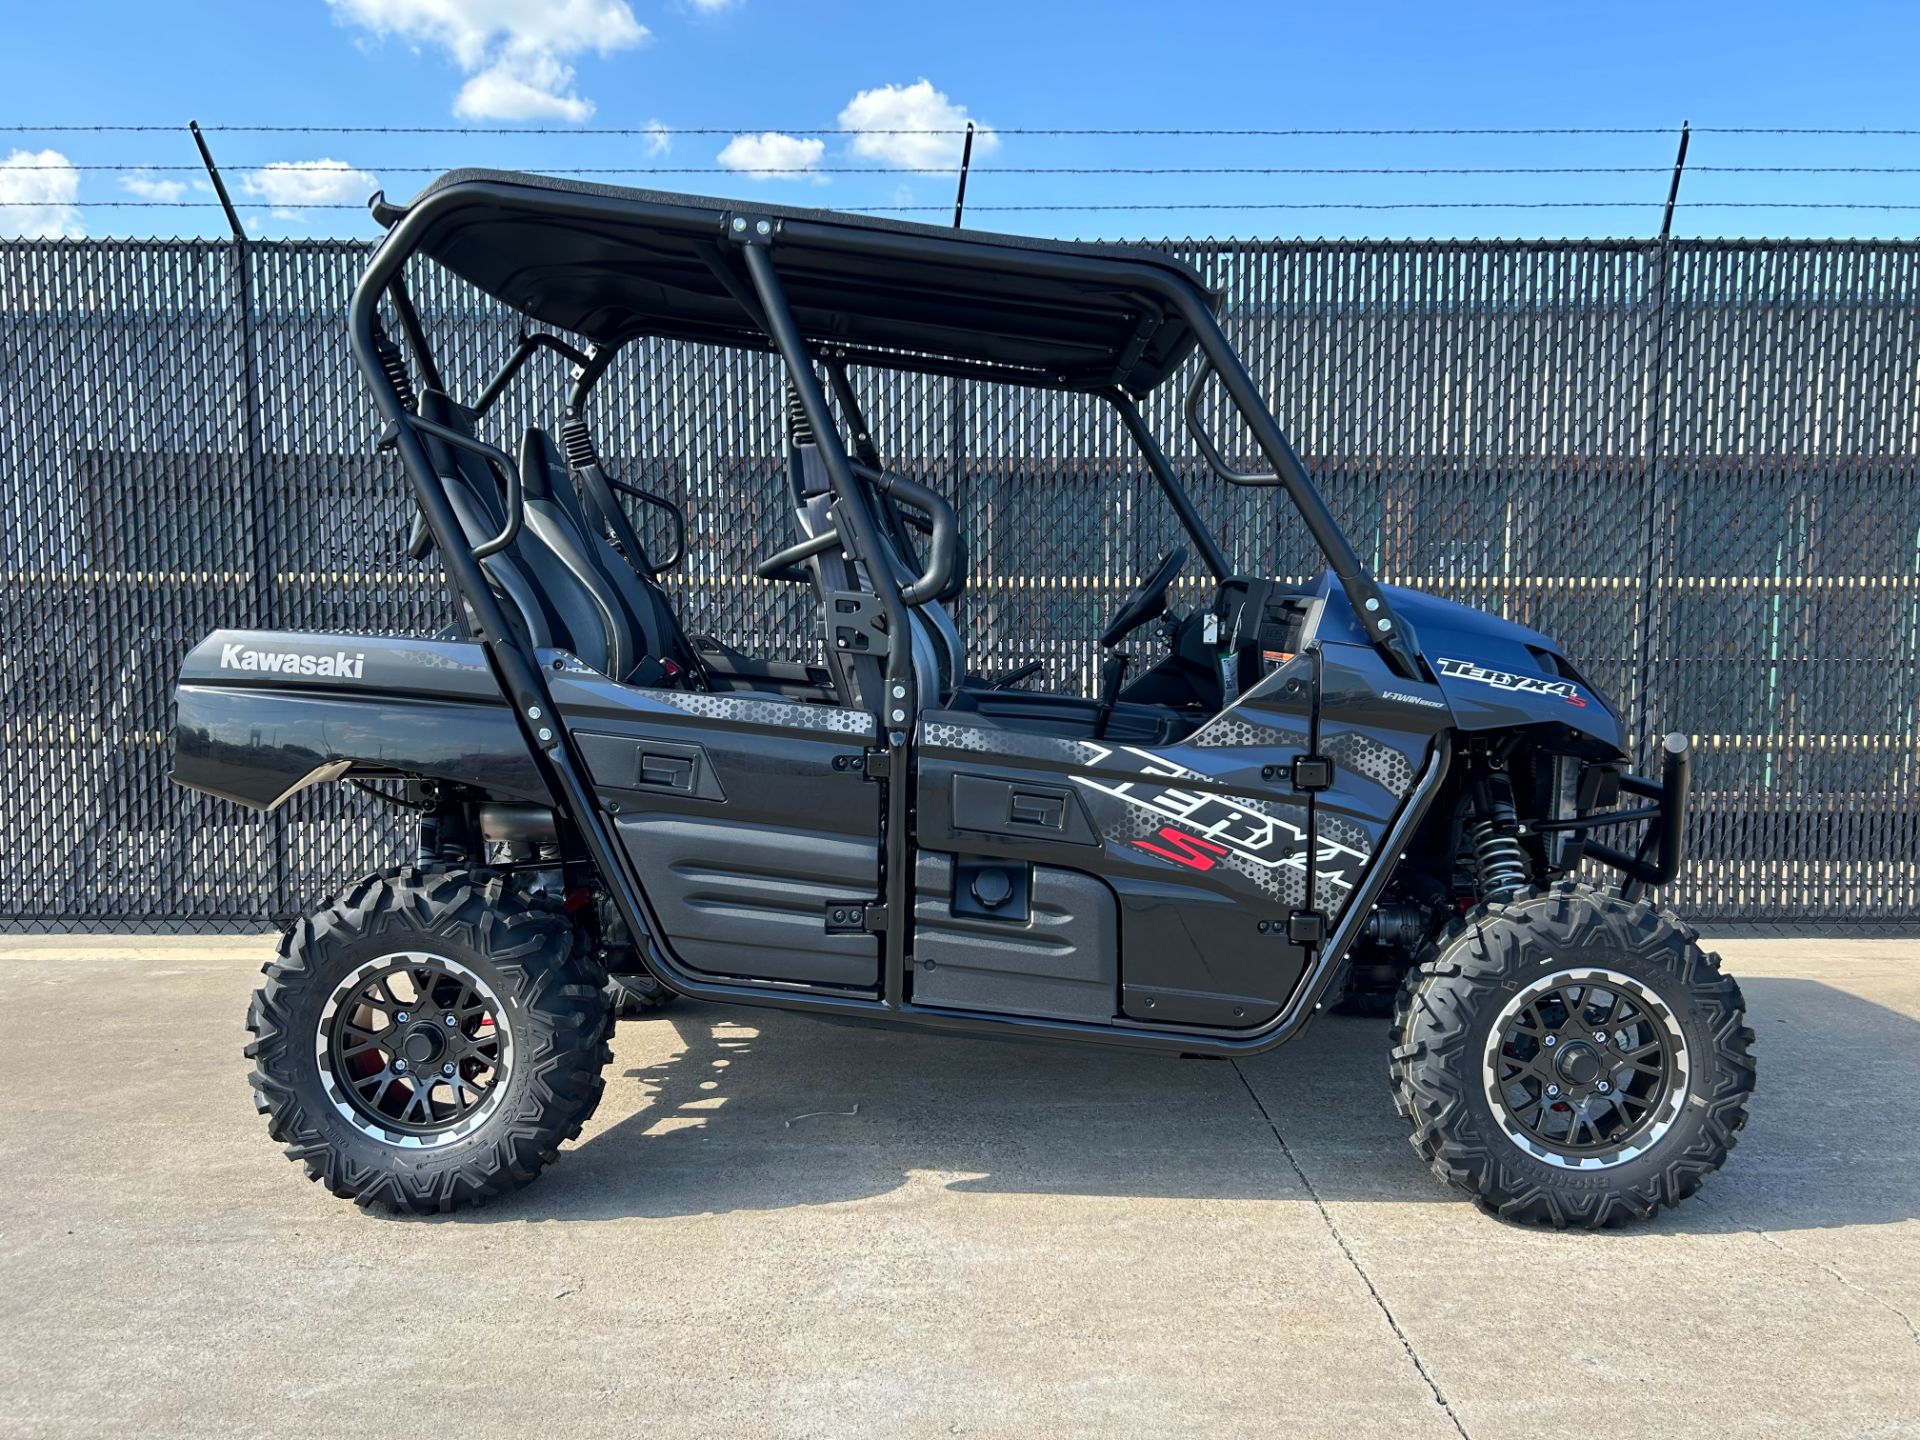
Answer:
0, 932, 1915, 1438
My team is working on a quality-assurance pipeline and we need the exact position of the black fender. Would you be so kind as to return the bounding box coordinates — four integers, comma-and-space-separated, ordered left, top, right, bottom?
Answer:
171, 630, 546, 810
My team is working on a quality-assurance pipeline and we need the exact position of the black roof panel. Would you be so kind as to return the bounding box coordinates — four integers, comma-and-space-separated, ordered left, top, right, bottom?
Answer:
385, 170, 1216, 395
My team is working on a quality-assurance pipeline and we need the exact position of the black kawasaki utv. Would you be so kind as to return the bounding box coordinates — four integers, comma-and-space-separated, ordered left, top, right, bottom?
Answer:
173, 171, 1754, 1226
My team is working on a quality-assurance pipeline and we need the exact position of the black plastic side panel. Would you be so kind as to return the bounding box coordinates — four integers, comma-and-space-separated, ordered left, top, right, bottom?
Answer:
617, 815, 880, 987
1109, 876, 1292, 1027
912, 853, 1118, 1022
1314, 642, 1451, 930
918, 701, 1324, 1027
173, 685, 545, 809
178, 630, 502, 703
551, 673, 883, 990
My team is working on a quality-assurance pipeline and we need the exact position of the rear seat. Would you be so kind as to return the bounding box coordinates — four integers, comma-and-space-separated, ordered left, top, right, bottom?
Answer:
415, 390, 693, 687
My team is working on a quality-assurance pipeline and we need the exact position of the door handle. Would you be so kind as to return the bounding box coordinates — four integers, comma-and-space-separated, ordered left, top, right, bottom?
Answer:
638, 753, 695, 790
1009, 791, 1065, 829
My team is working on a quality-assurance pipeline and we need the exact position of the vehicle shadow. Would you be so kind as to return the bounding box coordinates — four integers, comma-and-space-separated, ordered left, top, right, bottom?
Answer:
452, 976, 1917, 1233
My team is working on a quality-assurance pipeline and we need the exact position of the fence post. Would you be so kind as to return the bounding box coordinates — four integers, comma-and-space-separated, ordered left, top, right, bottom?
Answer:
193, 122, 285, 923
1630, 128, 1690, 795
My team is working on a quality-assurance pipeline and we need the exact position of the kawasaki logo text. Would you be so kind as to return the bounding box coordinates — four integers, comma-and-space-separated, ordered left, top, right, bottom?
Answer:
219, 644, 366, 680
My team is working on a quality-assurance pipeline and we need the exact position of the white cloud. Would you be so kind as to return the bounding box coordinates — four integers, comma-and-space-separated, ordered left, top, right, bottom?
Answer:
328, 0, 648, 121
455, 53, 593, 121
0, 150, 83, 239
716, 132, 826, 182
686, 0, 737, 11
643, 119, 672, 156
120, 170, 188, 203
838, 79, 998, 172
240, 159, 379, 220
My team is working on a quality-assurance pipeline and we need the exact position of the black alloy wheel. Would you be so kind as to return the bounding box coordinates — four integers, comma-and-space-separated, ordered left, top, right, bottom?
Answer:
321, 954, 512, 1146
1483, 968, 1687, 1169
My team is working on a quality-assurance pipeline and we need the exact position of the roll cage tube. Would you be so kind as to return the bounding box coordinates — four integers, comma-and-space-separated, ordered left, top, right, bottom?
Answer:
1102, 389, 1230, 582
349, 224, 689, 1021
472, 330, 593, 416
1169, 310, 1423, 680
760, 214, 1424, 681
734, 231, 918, 1011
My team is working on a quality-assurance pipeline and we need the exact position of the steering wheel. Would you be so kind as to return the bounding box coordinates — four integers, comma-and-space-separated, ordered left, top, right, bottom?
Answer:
1100, 545, 1188, 648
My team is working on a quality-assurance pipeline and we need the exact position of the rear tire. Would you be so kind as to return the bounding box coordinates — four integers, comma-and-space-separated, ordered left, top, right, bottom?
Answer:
1389, 881, 1754, 1227
607, 971, 679, 1017
245, 867, 611, 1214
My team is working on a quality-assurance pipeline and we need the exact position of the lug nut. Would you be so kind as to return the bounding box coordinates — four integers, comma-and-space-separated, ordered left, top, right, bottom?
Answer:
1597, 1080, 1611, 1093
1593, 1030, 1607, 1043
444, 1015, 457, 1027
394, 1057, 409, 1072
396, 1011, 409, 1023
1546, 1083, 1559, 1096
442, 1062, 456, 1076
1544, 1035, 1557, 1047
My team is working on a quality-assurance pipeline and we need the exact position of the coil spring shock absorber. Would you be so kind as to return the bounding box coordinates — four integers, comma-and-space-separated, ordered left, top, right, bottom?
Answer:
371, 319, 418, 412
1468, 771, 1532, 900
785, 383, 815, 445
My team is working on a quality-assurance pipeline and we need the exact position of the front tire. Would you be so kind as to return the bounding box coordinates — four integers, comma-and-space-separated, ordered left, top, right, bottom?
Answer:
1389, 882, 1754, 1227
245, 867, 612, 1214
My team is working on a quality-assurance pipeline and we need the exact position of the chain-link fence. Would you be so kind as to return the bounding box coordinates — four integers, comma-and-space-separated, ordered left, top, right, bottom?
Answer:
2, 235, 1916, 928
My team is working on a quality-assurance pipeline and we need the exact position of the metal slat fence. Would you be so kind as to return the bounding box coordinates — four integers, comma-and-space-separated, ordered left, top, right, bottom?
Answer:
1, 236, 1915, 927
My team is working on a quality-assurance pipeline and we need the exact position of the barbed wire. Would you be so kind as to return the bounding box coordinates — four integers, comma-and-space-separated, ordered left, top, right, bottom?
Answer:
9, 122, 1916, 226
4, 123, 1920, 136
16, 162, 1920, 176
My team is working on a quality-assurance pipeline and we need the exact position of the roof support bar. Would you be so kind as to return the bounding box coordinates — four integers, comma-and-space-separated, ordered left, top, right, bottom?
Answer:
1160, 287, 1423, 680
1104, 389, 1231, 582
737, 235, 917, 1013
769, 215, 1423, 680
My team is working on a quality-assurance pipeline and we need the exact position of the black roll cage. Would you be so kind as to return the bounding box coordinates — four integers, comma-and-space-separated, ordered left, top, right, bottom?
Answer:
347, 179, 1438, 1056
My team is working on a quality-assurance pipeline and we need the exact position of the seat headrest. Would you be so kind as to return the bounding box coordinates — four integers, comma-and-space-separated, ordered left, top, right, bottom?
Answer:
518, 426, 567, 504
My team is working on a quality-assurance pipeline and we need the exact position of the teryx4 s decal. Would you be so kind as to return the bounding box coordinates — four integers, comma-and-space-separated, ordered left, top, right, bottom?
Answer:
1073, 743, 1367, 893
1436, 656, 1586, 707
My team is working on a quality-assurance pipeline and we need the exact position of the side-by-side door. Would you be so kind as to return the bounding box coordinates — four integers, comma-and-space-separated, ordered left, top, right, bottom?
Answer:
549, 663, 883, 990
912, 646, 1447, 1030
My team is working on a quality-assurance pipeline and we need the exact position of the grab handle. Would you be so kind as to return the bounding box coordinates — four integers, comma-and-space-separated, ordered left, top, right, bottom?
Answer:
399, 413, 525, 560
755, 526, 843, 581
851, 462, 959, 608
1183, 357, 1280, 487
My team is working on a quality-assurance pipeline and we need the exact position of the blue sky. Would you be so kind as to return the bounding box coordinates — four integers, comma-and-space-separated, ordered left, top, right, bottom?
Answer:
4, 0, 1919, 242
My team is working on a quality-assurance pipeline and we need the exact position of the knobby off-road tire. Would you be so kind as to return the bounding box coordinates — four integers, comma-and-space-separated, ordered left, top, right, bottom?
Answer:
246, 867, 612, 1214
607, 971, 679, 1018
1389, 881, 1755, 1227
